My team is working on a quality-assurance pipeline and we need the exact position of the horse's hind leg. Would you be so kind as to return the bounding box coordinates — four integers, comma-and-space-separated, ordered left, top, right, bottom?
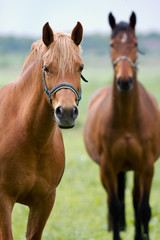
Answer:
26, 192, 55, 240
0, 194, 14, 240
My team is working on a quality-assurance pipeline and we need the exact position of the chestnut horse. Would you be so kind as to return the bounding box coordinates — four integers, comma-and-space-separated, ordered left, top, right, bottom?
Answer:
0, 22, 86, 239
84, 12, 160, 240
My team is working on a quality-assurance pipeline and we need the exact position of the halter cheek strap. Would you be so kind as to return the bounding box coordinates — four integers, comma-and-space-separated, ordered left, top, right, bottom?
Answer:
42, 62, 88, 107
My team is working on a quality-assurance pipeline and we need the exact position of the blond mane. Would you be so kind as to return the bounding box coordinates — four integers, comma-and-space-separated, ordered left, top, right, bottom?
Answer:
22, 32, 82, 75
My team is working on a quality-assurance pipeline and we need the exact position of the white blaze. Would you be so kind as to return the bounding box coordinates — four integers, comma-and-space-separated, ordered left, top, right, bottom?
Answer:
121, 33, 127, 43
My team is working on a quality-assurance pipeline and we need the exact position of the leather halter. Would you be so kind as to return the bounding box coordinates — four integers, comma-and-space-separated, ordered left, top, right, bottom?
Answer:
42, 61, 88, 107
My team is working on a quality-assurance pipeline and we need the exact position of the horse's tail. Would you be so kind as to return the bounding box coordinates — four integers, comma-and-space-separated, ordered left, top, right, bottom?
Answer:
118, 171, 126, 231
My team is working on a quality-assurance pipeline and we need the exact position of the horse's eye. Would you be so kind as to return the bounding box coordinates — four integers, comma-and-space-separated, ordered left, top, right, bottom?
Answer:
79, 65, 84, 72
44, 66, 49, 73
110, 43, 114, 48
135, 43, 138, 47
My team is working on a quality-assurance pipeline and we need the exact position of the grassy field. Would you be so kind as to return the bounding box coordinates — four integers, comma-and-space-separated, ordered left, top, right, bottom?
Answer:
0, 52, 160, 240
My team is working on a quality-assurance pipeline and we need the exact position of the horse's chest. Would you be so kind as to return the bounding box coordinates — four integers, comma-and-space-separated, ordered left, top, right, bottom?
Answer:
110, 133, 142, 170
0, 144, 65, 205
15, 155, 65, 205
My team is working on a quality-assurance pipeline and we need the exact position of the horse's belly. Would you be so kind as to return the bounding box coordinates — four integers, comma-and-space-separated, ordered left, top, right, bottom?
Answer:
111, 136, 143, 171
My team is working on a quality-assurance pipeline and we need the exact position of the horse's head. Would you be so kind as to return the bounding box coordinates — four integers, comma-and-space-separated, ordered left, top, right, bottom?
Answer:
41, 22, 84, 128
108, 12, 138, 94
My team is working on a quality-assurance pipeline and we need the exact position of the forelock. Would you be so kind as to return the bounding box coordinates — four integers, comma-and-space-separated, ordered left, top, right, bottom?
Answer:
44, 32, 82, 75
111, 22, 131, 38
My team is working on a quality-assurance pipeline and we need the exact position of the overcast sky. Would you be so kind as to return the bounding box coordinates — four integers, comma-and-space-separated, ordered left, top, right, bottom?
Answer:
0, 0, 160, 37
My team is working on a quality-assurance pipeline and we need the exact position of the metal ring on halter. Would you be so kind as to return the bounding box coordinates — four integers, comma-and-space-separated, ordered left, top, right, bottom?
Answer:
112, 56, 137, 69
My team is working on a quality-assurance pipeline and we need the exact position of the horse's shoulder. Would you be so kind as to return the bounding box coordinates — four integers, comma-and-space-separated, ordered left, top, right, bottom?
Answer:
139, 83, 159, 110
146, 91, 159, 109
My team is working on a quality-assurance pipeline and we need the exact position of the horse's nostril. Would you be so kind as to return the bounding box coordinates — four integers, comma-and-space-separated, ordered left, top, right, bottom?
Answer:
128, 77, 133, 85
117, 77, 121, 87
55, 106, 63, 119
72, 106, 79, 120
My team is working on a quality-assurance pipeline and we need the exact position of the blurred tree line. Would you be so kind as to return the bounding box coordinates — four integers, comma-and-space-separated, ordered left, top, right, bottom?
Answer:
0, 32, 160, 56
0, 36, 34, 54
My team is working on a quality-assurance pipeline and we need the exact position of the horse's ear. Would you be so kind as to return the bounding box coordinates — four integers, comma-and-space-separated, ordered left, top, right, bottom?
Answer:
71, 22, 83, 46
42, 22, 54, 47
109, 12, 116, 29
130, 12, 136, 30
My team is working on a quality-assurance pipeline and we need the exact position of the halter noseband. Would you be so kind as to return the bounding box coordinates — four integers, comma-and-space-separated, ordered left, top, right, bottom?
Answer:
112, 56, 137, 69
42, 61, 88, 107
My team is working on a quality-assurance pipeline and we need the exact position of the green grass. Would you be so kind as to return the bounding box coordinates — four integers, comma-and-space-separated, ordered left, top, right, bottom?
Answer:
0, 53, 160, 239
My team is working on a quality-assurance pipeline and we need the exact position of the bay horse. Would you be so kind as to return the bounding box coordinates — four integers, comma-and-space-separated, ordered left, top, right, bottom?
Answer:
0, 21, 86, 239
84, 12, 160, 240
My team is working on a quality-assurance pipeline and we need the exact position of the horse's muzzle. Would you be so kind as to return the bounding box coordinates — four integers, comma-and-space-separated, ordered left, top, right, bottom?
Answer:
54, 105, 79, 129
117, 77, 133, 93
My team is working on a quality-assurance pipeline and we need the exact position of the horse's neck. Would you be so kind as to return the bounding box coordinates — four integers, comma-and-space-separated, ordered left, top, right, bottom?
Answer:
111, 75, 140, 127
17, 60, 56, 146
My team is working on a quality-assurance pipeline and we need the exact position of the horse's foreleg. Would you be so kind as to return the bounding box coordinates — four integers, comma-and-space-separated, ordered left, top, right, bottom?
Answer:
26, 192, 55, 240
0, 195, 14, 240
100, 159, 121, 240
139, 164, 153, 240
108, 172, 126, 232
133, 164, 153, 240
109, 193, 122, 240
118, 172, 126, 231
133, 172, 142, 240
